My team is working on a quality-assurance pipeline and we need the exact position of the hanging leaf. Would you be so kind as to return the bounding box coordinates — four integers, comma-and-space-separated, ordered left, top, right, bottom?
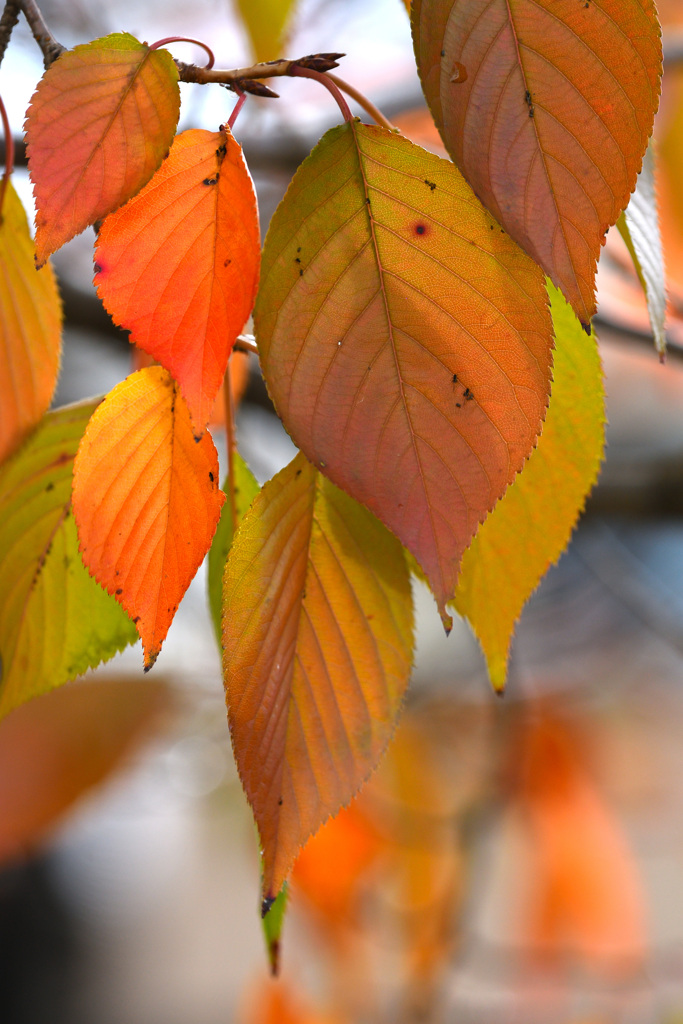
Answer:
72, 367, 225, 670
412, 0, 663, 324
255, 122, 553, 622
223, 452, 414, 900
207, 451, 260, 645
0, 400, 138, 721
0, 676, 169, 866
235, 0, 297, 62
453, 285, 605, 691
95, 128, 261, 434
617, 145, 667, 359
0, 181, 61, 466
26, 32, 180, 266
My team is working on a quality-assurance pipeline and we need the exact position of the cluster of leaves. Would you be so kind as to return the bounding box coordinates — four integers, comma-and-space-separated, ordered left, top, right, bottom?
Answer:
0, 0, 664, 930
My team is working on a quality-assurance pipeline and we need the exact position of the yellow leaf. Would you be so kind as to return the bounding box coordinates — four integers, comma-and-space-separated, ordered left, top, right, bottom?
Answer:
453, 285, 605, 690
234, 0, 297, 61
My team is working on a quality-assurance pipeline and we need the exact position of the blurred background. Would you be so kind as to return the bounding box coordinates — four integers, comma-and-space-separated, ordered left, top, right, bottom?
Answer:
4, 1, 683, 1022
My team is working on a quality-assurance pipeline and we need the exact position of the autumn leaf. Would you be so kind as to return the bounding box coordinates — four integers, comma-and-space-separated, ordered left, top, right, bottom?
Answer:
234, 0, 297, 62
72, 367, 225, 670
95, 128, 260, 433
617, 145, 667, 358
0, 676, 169, 866
412, 0, 663, 324
453, 285, 605, 691
255, 122, 552, 622
26, 32, 180, 265
0, 400, 138, 721
0, 181, 61, 466
223, 452, 414, 899
207, 451, 260, 645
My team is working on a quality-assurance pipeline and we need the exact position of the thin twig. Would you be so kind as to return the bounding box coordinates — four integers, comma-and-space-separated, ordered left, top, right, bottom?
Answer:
18, 0, 64, 66
175, 52, 344, 98
223, 362, 238, 530
234, 334, 258, 355
326, 73, 396, 131
290, 65, 353, 122
0, 1, 20, 68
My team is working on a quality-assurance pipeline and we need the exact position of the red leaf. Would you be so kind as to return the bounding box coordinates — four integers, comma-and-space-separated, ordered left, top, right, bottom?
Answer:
26, 33, 180, 265
72, 367, 225, 669
95, 129, 260, 434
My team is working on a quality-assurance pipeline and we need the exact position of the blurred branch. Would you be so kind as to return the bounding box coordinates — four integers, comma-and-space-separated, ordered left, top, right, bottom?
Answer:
17, 0, 64, 66
0, 1, 20, 67
175, 52, 345, 97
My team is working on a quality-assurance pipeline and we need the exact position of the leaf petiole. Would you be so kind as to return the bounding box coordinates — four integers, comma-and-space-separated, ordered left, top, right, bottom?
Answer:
289, 64, 353, 123
149, 35, 215, 69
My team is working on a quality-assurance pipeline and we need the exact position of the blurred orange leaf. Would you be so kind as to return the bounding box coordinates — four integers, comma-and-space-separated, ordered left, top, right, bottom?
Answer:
241, 977, 344, 1024
96, 128, 260, 434
514, 713, 647, 977
412, 0, 663, 323
0, 181, 61, 466
256, 122, 552, 620
0, 677, 169, 866
73, 367, 225, 669
223, 452, 414, 899
26, 33, 180, 265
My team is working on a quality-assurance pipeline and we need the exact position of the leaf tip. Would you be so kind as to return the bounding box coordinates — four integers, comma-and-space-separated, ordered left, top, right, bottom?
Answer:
143, 646, 159, 672
261, 894, 276, 919
581, 320, 592, 336
440, 608, 453, 636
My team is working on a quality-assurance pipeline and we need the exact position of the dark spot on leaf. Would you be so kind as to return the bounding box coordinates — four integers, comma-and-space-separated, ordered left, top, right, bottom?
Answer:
424, 180, 436, 191
45, 482, 54, 492
365, 197, 371, 205
203, 176, 219, 185
94, 262, 102, 274
295, 257, 301, 263
299, 268, 303, 277
581, 320, 592, 335
209, 472, 214, 482
451, 373, 458, 384
415, 223, 427, 236
133, 616, 140, 623
278, 798, 283, 806
116, 588, 122, 595
456, 402, 461, 407
224, 259, 231, 267
261, 896, 276, 918
440, 49, 445, 57
464, 387, 474, 401
295, 469, 302, 476
297, 247, 301, 253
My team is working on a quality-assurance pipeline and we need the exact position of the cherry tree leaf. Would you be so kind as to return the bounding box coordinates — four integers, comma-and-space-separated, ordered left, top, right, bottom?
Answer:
235, 0, 298, 61
255, 122, 553, 622
0, 181, 61, 466
223, 452, 414, 900
453, 285, 605, 691
72, 367, 225, 670
0, 677, 169, 866
0, 400, 137, 720
26, 32, 180, 266
617, 144, 667, 358
412, 0, 663, 325
95, 128, 260, 434
207, 451, 260, 645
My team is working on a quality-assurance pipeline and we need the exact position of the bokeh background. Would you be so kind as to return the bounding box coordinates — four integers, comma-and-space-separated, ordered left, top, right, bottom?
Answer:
4, 2, 683, 1022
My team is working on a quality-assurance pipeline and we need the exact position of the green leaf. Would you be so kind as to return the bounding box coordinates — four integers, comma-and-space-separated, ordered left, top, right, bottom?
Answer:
0, 400, 138, 719
617, 144, 667, 359
452, 284, 605, 691
261, 882, 288, 975
234, 0, 297, 61
207, 452, 260, 646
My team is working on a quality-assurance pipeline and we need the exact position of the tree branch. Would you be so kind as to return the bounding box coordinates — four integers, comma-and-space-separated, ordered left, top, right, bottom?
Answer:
175, 52, 345, 97
17, 0, 64, 66
0, 1, 20, 68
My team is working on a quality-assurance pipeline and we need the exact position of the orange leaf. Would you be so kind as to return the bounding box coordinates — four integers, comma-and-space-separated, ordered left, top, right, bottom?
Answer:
0, 677, 169, 867
412, 0, 663, 324
0, 181, 61, 465
514, 714, 647, 976
223, 452, 414, 899
95, 129, 260, 434
72, 366, 225, 669
255, 123, 552, 620
26, 33, 180, 265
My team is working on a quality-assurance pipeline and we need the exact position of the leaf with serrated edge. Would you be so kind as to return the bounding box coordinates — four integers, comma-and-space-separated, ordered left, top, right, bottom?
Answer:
72, 367, 225, 669
0, 400, 137, 720
0, 181, 61, 466
26, 32, 180, 265
255, 122, 553, 623
453, 285, 605, 691
412, 0, 662, 324
95, 128, 260, 434
207, 452, 260, 646
235, 0, 297, 61
618, 145, 667, 358
223, 452, 414, 899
